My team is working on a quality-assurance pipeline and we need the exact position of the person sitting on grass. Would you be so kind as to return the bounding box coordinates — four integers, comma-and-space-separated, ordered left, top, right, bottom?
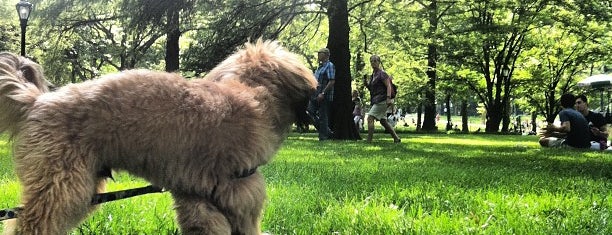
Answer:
575, 94, 609, 150
539, 93, 591, 149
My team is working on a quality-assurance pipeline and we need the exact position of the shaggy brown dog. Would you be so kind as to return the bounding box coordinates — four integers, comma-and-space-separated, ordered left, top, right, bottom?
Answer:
0, 40, 316, 234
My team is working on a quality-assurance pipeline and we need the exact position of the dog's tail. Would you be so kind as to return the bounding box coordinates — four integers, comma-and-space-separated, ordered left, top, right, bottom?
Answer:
0, 52, 48, 136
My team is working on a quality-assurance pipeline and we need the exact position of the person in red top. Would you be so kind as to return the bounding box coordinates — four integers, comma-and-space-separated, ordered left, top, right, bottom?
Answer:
363, 55, 400, 143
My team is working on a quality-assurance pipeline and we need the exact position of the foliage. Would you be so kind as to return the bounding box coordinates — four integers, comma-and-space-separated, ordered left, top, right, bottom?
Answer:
0, 23, 19, 53
513, 1, 611, 122
0, 0, 19, 53
0, 0, 15, 17
119, 0, 198, 31
23, 0, 169, 84
0, 0, 608, 131
277, 5, 328, 71
350, 0, 429, 111
182, 0, 310, 75
1, 133, 611, 234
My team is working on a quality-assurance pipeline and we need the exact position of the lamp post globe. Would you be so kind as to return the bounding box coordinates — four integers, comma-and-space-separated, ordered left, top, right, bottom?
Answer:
502, 65, 511, 78
16, 0, 33, 56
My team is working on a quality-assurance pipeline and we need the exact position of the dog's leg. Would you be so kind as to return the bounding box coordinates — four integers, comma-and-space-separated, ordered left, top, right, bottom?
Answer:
213, 172, 266, 235
14, 152, 99, 234
171, 192, 232, 235
17, 179, 97, 234
172, 171, 265, 235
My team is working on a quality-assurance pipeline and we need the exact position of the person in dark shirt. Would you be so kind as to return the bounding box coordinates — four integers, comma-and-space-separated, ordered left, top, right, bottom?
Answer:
539, 93, 591, 148
575, 94, 609, 149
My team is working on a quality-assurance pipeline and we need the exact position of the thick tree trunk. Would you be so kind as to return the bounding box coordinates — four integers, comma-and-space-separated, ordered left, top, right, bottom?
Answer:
485, 104, 502, 132
421, 1, 438, 131
501, 99, 510, 132
422, 65, 437, 131
545, 90, 559, 123
461, 99, 469, 132
327, 0, 360, 140
165, 8, 180, 72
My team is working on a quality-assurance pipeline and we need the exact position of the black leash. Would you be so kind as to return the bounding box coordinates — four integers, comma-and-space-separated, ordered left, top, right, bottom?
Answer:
0, 167, 258, 221
91, 185, 164, 204
0, 185, 165, 221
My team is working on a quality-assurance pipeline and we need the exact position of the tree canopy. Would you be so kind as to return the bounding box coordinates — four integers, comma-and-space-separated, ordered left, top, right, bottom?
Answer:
1, 0, 609, 136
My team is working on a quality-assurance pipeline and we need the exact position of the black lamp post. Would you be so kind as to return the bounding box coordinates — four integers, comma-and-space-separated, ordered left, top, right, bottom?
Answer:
16, 0, 33, 56
501, 65, 519, 132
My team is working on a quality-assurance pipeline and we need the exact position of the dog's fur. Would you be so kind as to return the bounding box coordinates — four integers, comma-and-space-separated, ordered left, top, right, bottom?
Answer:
0, 40, 316, 234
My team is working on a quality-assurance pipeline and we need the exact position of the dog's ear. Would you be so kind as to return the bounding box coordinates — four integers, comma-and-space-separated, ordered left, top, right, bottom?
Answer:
20, 62, 51, 92
206, 40, 317, 103
252, 40, 317, 102
0, 52, 51, 92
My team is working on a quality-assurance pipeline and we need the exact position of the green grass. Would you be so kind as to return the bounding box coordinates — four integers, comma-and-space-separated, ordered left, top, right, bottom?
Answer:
1, 133, 610, 234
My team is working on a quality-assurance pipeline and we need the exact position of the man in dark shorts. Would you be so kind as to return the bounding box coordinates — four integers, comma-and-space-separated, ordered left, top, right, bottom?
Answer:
539, 93, 591, 148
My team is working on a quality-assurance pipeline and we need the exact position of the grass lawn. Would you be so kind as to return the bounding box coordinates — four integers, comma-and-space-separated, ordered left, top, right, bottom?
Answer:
1, 132, 610, 234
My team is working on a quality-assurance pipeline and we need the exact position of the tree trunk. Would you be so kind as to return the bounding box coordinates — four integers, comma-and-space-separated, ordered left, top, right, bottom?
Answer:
327, 0, 360, 140
461, 99, 469, 132
485, 104, 502, 132
165, 7, 180, 72
416, 103, 423, 131
544, 90, 559, 123
421, 0, 438, 131
445, 93, 452, 131
531, 111, 537, 133
501, 98, 510, 132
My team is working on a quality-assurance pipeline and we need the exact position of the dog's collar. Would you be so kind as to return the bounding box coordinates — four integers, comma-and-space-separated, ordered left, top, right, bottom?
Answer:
233, 167, 258, 179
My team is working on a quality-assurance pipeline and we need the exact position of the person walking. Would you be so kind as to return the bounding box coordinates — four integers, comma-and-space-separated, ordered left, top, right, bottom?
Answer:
363, 54, 401, 143
307, 48, 335, 141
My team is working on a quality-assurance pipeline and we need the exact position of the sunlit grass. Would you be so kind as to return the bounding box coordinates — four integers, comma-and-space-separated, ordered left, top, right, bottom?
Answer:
408, 135, 538, 147
1, 132, 610, 234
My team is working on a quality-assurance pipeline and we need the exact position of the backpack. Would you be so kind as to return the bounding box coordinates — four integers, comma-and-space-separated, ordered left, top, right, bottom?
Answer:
389, 77, 397, 99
